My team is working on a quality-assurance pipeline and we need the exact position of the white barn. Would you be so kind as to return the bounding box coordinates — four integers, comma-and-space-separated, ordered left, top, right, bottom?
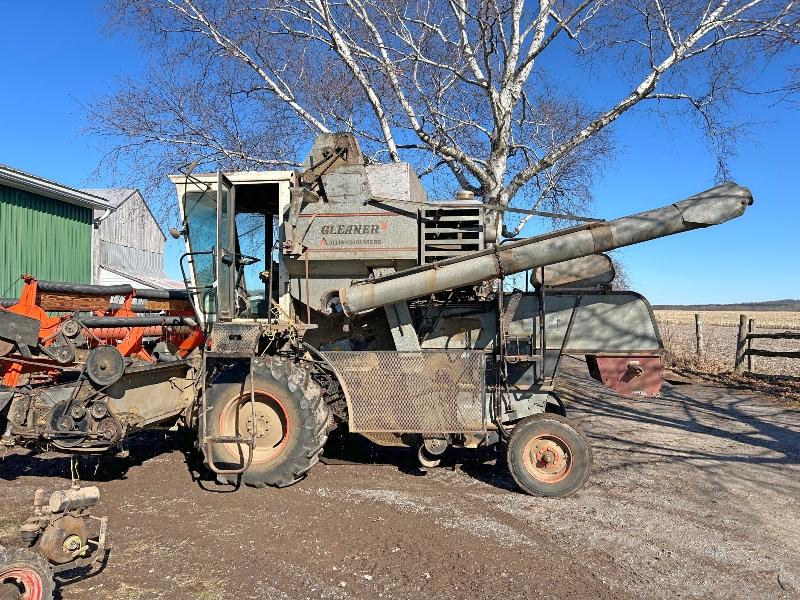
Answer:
83, 188, 183, 290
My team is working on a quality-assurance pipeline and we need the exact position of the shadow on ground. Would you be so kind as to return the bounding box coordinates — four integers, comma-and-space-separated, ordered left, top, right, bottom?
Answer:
0, 428, 192, 483
2, 360, 797, 495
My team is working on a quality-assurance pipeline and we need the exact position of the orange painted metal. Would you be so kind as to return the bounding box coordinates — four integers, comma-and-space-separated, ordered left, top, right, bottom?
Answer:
0, 275, 205, 388
176, 326, 205, 358
1, 276, 65, 387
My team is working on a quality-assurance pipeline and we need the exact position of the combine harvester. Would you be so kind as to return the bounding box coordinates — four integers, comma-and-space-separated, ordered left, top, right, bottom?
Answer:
0, 133, 751, 499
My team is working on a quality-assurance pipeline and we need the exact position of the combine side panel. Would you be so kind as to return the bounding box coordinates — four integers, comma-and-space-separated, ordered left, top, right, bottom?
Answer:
420, 291, 664, 397
322, 350, 486, 433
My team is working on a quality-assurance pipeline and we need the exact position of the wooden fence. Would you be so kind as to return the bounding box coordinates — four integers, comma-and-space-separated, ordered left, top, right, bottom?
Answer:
734, 314, 800, 373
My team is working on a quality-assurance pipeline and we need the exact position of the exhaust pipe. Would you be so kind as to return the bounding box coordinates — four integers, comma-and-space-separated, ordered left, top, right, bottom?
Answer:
339, 183, 752, 315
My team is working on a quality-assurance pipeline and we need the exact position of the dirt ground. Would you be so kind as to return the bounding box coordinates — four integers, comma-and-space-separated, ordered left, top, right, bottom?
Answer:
1, 358, 798, 600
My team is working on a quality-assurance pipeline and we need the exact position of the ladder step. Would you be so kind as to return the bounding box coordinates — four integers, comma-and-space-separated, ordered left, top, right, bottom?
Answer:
506, 354, 543, 362
206, 435, 254, 445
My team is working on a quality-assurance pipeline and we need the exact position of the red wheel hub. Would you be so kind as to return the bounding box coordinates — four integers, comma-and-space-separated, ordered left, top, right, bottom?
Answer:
0, 566, 44, 600
522, 434, 572, 484
219, 390, 290, 464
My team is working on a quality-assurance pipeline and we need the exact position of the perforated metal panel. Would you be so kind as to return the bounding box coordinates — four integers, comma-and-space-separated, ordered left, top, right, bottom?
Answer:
322, 350, 486, 433
207, 322, 261, 356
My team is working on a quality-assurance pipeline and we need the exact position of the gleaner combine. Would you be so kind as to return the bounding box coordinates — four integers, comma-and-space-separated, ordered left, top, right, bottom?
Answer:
0, 133, 752, 497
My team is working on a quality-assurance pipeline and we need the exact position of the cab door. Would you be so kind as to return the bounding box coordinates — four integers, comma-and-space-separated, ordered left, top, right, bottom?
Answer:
179, 185, 217, 326
216, 172, 236, 321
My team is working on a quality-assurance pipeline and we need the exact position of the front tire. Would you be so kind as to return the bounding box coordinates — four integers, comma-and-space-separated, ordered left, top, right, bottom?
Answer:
507, 414, 592, 497
0, 547, 54, 600
202, 356, 328, 488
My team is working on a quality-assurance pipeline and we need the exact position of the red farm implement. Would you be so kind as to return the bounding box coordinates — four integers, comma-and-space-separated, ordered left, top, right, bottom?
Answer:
0, 275, 203, 452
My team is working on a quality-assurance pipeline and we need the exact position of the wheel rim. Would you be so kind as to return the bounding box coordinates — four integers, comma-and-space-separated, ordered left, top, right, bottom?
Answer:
521, 433, 572, 484
219, 390, 289, 464
0, 565, 44, 600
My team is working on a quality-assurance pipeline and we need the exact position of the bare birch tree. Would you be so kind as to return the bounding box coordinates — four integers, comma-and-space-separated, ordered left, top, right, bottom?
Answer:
92, 0, 800, 226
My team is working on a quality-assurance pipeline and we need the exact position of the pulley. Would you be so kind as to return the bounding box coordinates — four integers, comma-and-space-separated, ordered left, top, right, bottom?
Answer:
37, 515, 88, 564
60, 319, 82, 338
50, 343, 75, 365
48, 403, 85, 448
86, 346, 125, 387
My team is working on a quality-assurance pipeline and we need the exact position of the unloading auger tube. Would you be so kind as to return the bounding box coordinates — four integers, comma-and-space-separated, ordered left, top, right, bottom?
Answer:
339, 183, 752, 315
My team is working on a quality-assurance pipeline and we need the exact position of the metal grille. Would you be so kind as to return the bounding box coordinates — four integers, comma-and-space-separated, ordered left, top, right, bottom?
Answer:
420, 205, 484, 264
322, 350, 486, 433
207, 322, 261, 356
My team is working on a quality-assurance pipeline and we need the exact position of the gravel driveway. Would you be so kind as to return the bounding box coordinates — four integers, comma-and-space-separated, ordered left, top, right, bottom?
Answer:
1, 357, 798, 599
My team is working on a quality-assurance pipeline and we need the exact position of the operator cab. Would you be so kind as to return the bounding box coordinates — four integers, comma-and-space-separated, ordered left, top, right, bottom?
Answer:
169, 171, 294, 326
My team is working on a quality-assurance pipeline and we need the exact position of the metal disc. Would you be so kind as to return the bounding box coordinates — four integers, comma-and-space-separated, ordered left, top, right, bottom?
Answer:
60, 319, 82, 338
423, 437, 448, 456
96, 417, 122, 444
521, 434, 572, 484
37, 515, 87, 564
48, 403, 86, 449
89, 402, 108, 420
69, 404, 86, 421
86, 346, 125, 387
52, 344, 75, 365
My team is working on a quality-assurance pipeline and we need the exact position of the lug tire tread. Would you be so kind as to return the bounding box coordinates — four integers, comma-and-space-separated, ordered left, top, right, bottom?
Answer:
202, 357, 329, 489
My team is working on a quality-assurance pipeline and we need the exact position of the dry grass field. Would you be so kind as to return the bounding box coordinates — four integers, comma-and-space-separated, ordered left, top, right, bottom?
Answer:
656, 310, 800, 329
655, 310, 800, 379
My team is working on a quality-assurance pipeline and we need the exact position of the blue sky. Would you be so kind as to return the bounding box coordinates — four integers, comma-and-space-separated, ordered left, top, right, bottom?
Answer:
0, 1, 797, 304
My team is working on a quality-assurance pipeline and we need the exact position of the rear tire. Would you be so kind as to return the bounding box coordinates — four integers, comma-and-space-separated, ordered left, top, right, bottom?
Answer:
0, 547, 54, 600
202, 356, 328, 488
507, 414, 591, 497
